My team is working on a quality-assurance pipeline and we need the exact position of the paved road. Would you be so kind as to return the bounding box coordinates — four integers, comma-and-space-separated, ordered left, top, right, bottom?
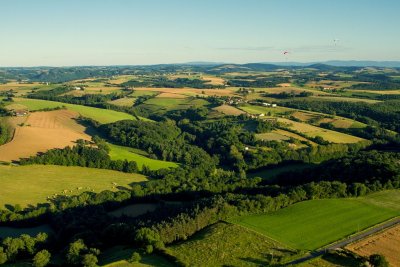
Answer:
286, 217, 400, 266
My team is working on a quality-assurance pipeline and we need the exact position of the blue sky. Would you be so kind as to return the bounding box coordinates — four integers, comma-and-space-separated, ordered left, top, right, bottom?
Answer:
1, 0, 399, 66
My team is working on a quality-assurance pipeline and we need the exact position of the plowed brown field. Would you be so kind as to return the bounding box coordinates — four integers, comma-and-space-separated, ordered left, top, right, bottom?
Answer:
0, 109, 90, 162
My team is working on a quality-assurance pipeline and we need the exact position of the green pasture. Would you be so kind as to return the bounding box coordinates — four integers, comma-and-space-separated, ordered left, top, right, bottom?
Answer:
231, 190, 400, 250
108, 143, 178, 170
0, 165, 147, 208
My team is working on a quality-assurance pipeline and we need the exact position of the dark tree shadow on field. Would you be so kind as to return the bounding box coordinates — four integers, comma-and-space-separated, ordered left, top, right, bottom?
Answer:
116, 186, 129, 191
273, 247, 298, 255
5, 204, 15, 212
239, 257, 272, 266
321, 251, 364, 267
75, 117, 102, 137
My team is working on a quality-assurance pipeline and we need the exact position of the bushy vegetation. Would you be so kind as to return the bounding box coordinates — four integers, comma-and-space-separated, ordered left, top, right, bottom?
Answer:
19, 138, 143, 174
283, 98, 400, 133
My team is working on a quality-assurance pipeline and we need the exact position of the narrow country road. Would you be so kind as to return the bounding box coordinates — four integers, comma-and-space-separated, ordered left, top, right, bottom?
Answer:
286, 217, 400, 266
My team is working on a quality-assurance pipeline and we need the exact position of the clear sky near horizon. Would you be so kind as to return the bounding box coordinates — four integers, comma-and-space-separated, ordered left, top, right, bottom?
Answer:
1, 0, 399, 66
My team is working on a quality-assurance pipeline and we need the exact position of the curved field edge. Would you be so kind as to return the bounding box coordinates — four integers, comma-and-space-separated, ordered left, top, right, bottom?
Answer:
230, 190, 400, 250
0, 164, 147, 208
108, 143, 179, 170
165, 222, 298, 267
8, 98, 144, 124
99, 246, 174, 267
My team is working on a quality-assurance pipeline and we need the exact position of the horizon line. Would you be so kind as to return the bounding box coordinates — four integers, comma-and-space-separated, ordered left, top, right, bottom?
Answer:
1, 59, 400, 68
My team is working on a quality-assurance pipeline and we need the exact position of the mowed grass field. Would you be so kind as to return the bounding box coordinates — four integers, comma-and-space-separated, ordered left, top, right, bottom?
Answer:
108, 97, 136, 107
10, 98, 138, 124
0, 165, 147, 208
239, 104, 290, 116
167, 222, 296, 267
231, 190, 400, 250
290, 110, 366, 129
140, 97, 210, 113
108, 144, 178, 170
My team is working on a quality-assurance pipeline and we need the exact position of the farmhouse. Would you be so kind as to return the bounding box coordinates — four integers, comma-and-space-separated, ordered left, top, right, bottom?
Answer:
11, 109, 29, 117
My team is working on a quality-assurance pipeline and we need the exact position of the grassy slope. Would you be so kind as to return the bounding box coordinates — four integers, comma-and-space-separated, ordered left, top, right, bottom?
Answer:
231, 190, 400, 250
108, 144, 178, 170
167, 222, 296, 267
0, 165, 146, 208
296, 253, 363, 267
278, 118, 365, 143
99, 246, 173, 267
11, 98, 137, 124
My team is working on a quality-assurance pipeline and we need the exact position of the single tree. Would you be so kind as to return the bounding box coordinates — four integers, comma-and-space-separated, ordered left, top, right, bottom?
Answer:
82, 253, 98, 267
33, 250, 51, 267
128, 252, 141, 263
369, 254, 389, 267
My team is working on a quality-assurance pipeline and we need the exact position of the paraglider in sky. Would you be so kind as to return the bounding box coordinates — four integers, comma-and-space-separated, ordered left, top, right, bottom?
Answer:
333, 39, 339, 46
283, 51, 290, 61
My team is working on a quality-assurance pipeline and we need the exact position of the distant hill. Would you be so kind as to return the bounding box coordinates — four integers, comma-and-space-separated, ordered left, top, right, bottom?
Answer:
266, 60, 400, 68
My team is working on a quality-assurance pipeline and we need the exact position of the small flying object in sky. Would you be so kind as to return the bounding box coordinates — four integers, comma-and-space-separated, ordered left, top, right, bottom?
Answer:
283, 51, 289, 55
333, 39, 340, 46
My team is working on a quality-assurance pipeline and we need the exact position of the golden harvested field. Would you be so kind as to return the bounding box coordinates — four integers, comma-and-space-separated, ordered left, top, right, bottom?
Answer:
348, 89, 400, 95
156, 92, 188, 98
278, 83, 291, 87
0, 109, 90, 162
273, 129, 315, 144
291, 111, 319, 122
255, 132, 289, 141
108, 75, 136, 85
277, 118, 365, 143
0, 82, 40, 91
202, 75, 225, 85
252, 86, 333, 96
133, 87, 235, 97
213, 104, 245, 116
6, 116, 28, 128
346, 224, 400, 267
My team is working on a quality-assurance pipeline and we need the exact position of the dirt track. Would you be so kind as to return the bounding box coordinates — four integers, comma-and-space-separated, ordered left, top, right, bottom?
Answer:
0, 110, 90, 162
